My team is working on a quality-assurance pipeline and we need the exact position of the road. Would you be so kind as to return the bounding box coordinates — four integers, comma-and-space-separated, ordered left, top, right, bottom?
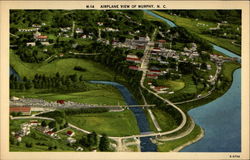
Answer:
139, 88, 162, 132
139, 41, 188, 138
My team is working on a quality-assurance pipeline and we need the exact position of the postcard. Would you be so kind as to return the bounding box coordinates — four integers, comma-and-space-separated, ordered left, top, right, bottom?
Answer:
0, 0, 249, 160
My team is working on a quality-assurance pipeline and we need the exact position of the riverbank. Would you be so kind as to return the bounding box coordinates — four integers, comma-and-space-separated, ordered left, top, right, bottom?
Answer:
151, 11, 241, 56
179, 62, 240, 112
171, 127, 204, 152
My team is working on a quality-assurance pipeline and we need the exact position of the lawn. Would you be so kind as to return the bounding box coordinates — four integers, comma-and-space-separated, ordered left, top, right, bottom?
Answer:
10, 51, 125, 82
127, 145, 139, 152
160, 75, 197, 101
157, 79, 185, 91
157, 125, 202, 152
222, 62, 241, 82
66, 110, 140, 137
10, 83, 127, 105
151, 11, 241, 55
151, 108, 179, 132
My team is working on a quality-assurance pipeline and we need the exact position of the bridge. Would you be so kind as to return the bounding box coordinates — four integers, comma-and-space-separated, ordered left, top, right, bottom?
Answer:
90, 104, 156, 108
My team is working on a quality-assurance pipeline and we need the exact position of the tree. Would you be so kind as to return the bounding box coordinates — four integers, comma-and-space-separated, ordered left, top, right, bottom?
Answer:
48, 121, 56, 128
41, 120, 47, 127
87, 132, 98, 148
99, 134, 110, 151
79, 136, 89, 147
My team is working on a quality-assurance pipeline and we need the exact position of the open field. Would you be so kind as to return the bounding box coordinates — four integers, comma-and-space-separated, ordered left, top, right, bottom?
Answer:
10, 51, 125, 82
151, 108, 179, 132
66, 110, 140, 137
222, 62, 241, 81
157, 125, 202, 152
10, 84, 126, 105
160, 75, 197, 102
157, 79, 185, 91
152, 11, 241, 55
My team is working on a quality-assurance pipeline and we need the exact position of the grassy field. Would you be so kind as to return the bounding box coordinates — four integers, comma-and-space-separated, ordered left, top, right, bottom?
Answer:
157, 79, 185, 91
10, 51, 125, 82
151, 108, 179, 132
10, 83, 126, 105
222, 62, 241, 81
144, 109, 158, 132
157, 125, 202, 152
66, 110, 140, 137
127, 145, 139, 152
152, 11, 241, 55
160, 75, 197, 101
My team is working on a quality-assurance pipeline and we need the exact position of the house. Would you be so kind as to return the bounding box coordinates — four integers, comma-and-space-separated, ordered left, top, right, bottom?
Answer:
57, 100, 65, 104
41, 42, 50, 46
97, 22, 103, 26
146, 74, 158, 79
152, 48, 161, 53
126, 55, 141, 63
10, 96, 20, 101
67, 137, 76, 144
32, 24, 41, 28
30, 120, 40, 126
26, 42, 36, 46
75, 28, 83, 34
36, 35, 48, 41
46, 131, 55, 137
18, 28, 37, 32
10, 106, 31, 115
76, 146, 84, 151
34, 31, 48, 41
129, 66, 139, 70
66, 130, 75, 137
158, 40, 166, 43
16, 136, 22, 142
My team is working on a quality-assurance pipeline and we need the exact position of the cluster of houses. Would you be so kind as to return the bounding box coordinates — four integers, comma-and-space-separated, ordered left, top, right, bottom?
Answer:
112, 36, 150, 50
18, 23, 46, 32
11, 120, 41, 142
25, 31, 49, 47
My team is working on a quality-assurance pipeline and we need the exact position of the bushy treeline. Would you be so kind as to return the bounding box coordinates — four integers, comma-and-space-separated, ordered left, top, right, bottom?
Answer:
10, 72, 87, 92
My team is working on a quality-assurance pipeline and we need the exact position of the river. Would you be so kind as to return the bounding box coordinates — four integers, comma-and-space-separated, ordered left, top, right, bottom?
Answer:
89, 81, 157, 152
145, 10, 241, 152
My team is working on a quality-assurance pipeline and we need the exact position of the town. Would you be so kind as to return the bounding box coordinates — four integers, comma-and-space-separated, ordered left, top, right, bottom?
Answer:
9, 10, 241, 152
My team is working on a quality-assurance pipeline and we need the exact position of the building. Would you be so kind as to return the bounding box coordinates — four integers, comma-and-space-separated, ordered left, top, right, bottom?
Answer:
32, 24, 41, 28
10, 106, 31, 115
57, 100, 65, 104
34, 31, 48, 41
126, 55, 141, 63
129, 66, 139, 70
18, 28, 37, 32
75, 28, 83, 34
146, 74, 158, 79
67, 137, 76, 144
26, 42, 36, 47
66, 130, 75, 137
